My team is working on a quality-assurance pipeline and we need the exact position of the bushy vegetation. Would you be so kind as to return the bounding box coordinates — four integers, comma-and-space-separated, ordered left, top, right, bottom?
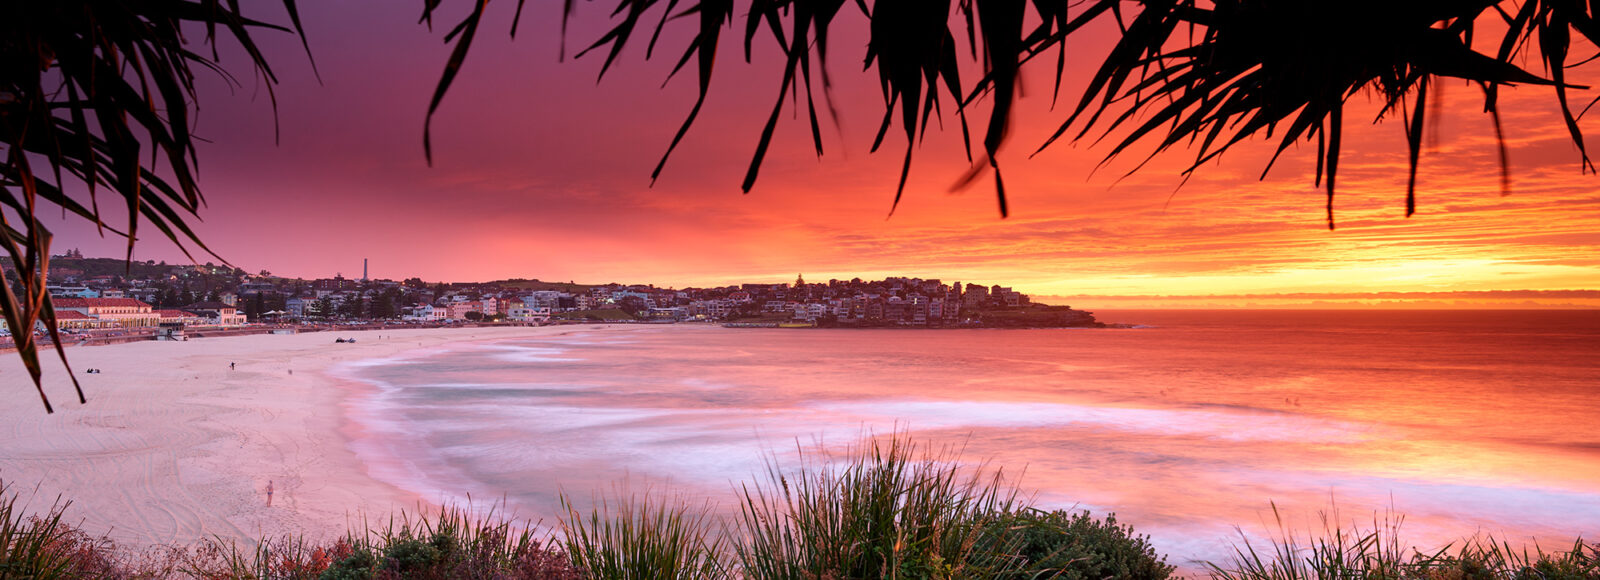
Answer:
0, 485, 581, 579
1205, 504, 1599, 580
6, 440, 1597, 580
998, 508, 1174, 580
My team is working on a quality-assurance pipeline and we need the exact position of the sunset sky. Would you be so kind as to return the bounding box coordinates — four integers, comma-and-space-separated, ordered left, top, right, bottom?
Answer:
44, 1, 1600, 308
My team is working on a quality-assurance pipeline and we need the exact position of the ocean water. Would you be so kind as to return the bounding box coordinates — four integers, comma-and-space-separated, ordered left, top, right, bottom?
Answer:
333, 310, 1600, 568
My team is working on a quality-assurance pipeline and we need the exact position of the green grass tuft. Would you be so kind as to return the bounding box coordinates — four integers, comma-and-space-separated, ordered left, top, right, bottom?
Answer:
1204, 502, 1599, 580
560, 488, 729, 579
730, 433, 1030, 579
0, 481, 77, 579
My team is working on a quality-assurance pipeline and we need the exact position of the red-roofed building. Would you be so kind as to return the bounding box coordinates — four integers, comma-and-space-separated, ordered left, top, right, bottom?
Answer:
52, 310, 111, 330
52, 297, 157, 328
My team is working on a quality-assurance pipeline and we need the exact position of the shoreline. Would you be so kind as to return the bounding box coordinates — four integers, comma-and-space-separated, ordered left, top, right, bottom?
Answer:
0, 325, 583, 551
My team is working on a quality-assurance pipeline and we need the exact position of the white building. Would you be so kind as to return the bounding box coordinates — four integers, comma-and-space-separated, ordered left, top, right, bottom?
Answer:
52, 297, 157, 328
403, 303, 446, 321
184, 301, 248, 327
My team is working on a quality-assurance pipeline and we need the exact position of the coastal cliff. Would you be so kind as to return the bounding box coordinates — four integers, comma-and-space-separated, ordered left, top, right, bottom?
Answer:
807, 304, 1104, 329
970, 304, 1104, 328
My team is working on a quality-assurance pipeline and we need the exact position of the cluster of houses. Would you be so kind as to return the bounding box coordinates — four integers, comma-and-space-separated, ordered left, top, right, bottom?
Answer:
436, 275, 1032, 326
389, 295, 554, 324
171, 271, 1033, 328
35, 254, 1035, 329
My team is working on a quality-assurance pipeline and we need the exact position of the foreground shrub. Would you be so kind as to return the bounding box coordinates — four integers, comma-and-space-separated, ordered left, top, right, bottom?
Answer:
320, 541, 375, 580
998, 508, 1175, 580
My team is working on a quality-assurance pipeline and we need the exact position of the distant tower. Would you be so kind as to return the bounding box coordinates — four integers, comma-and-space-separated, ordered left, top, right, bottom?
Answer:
363, 258, 368, 282
795, 273, 805, 288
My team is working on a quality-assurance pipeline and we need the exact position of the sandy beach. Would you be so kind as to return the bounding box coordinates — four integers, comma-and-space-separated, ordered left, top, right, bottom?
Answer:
0, 325, 569, 550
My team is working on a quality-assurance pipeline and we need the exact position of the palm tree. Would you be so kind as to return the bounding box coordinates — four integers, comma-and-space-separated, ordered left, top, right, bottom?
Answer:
425, 0, 1596, 226
1, 1, 309, 412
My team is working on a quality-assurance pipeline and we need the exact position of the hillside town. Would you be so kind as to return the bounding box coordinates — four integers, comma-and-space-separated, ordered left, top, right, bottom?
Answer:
6, 252, 1100, 337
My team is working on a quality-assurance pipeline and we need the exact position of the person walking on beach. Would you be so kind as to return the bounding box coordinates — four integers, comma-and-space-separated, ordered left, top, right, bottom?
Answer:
266, 480, 274, 507
230, 362, 235, 370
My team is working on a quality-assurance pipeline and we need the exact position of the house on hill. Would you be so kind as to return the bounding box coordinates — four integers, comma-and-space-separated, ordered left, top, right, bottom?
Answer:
286, 296, 315, 319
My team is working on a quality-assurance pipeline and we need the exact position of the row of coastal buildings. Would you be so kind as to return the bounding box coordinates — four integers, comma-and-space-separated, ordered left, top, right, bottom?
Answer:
287, 276, 1029, 326
16, 297, 247, 330
36, 254, 1034, 327
389, 276, 1030, 326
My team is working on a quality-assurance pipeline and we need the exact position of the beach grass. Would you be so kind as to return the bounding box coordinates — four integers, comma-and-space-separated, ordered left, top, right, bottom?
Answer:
0, 482, 77, 579
1204, 502, 1599, 580
0, 482, 582, 579
559, 488, 728, 579
731, 434, 1031, 579
309, 502, 582, 579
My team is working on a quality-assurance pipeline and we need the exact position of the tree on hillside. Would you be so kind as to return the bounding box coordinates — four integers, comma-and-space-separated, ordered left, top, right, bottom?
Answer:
314, 296, 337, 320
5, 1, 1599, 411
153, 288, 175, 309
616, 296, 650, 316
369, 290, 400, 322
263, 294, 288, 316
247, 293, 267, 321
340, 294, 366, 319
